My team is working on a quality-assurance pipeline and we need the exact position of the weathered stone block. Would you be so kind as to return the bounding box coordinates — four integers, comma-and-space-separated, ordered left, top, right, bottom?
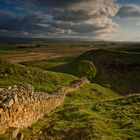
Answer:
13, 94, 18, 103
0, 88, 3, 91
2, 97, 14, 108
8, 86, 12, 90
0, 103, 7, 111
0, 108, 3, 114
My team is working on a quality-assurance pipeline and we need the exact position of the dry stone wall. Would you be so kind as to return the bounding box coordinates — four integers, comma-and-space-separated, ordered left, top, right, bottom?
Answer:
0, 77, 90, 135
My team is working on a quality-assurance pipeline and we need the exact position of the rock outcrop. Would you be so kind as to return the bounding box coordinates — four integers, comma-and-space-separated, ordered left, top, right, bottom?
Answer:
0, 77, 90, 135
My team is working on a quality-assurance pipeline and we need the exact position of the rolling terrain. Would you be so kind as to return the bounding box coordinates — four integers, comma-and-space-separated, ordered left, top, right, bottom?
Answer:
21, 45, 140, 95
0, 41, 140, 140
78, 49, 140, 94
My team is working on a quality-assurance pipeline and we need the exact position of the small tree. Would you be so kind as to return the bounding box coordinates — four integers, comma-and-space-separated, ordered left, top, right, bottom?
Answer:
76, 60, 97, 80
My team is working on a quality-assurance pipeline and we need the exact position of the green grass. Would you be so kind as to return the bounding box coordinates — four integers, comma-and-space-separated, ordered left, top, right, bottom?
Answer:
0, 42, 140, 140
78, 49, 140, 94
0, 50, 26, 55
0, 59, 78, 92
21, 84, 140, 140
0, 41, 91, 53
0, 40, 122, 55
21, 55, 78, 70
20, 49, 140, 95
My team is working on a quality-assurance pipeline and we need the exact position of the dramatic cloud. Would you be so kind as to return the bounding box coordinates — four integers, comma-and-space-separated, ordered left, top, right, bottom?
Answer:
0, 0, 120, 38
52, 9, 92, 22
48, 0, 119, 37
0, 11, 45, 31
117, 4, 140, 19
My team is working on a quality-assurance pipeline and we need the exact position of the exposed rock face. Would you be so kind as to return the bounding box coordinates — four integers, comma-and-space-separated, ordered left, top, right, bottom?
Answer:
0, 77, 90, 135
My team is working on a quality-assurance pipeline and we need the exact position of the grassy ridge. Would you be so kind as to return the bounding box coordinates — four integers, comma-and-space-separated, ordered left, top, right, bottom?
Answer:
78, 49, 140, 94
21, 55, 78, 71
0, 59, 78, 92
21, 49, 140, 94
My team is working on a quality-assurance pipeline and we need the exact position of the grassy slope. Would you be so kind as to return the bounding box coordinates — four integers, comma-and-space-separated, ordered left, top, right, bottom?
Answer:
20, 84, 140, 140
78, 49, 140, 94
0, 59, 78, 92
21, 55, 78, 71
0, 43, 140, 140
21, 49, 140, 95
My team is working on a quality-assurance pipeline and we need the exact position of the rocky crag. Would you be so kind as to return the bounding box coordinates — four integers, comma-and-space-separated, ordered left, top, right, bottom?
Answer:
0, 77, 90, 135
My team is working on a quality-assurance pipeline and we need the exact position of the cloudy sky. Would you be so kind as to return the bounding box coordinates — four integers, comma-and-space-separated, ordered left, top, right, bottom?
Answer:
0, 0, 140, 41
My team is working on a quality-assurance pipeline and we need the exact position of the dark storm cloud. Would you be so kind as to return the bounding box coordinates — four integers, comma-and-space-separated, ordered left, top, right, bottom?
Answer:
117, 4, 140, 19
0, 0, 73, 11
0, 11, 45, 31
0, 0, 119, 38
3, 0, 37, 8
4, 0, 88, 8
0, 10, 67, 37
39, 0, 88, 8
52, 9, 93, 22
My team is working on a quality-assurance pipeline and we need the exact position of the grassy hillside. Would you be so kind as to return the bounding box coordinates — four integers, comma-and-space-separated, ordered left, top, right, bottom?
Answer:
15, 84, 140, 140
0, 42, 140, 140
21, 55, 78, 71
78, 49, 140, 94
0, 59, 78, 92
22, 49, 140, 95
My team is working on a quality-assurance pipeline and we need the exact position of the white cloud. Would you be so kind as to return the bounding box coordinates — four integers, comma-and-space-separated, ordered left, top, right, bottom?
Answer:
117, 4, 140, 19
50, 0, 120, 37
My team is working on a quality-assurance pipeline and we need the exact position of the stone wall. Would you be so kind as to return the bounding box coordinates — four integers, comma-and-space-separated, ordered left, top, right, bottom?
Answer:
0, 77, 90, 135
